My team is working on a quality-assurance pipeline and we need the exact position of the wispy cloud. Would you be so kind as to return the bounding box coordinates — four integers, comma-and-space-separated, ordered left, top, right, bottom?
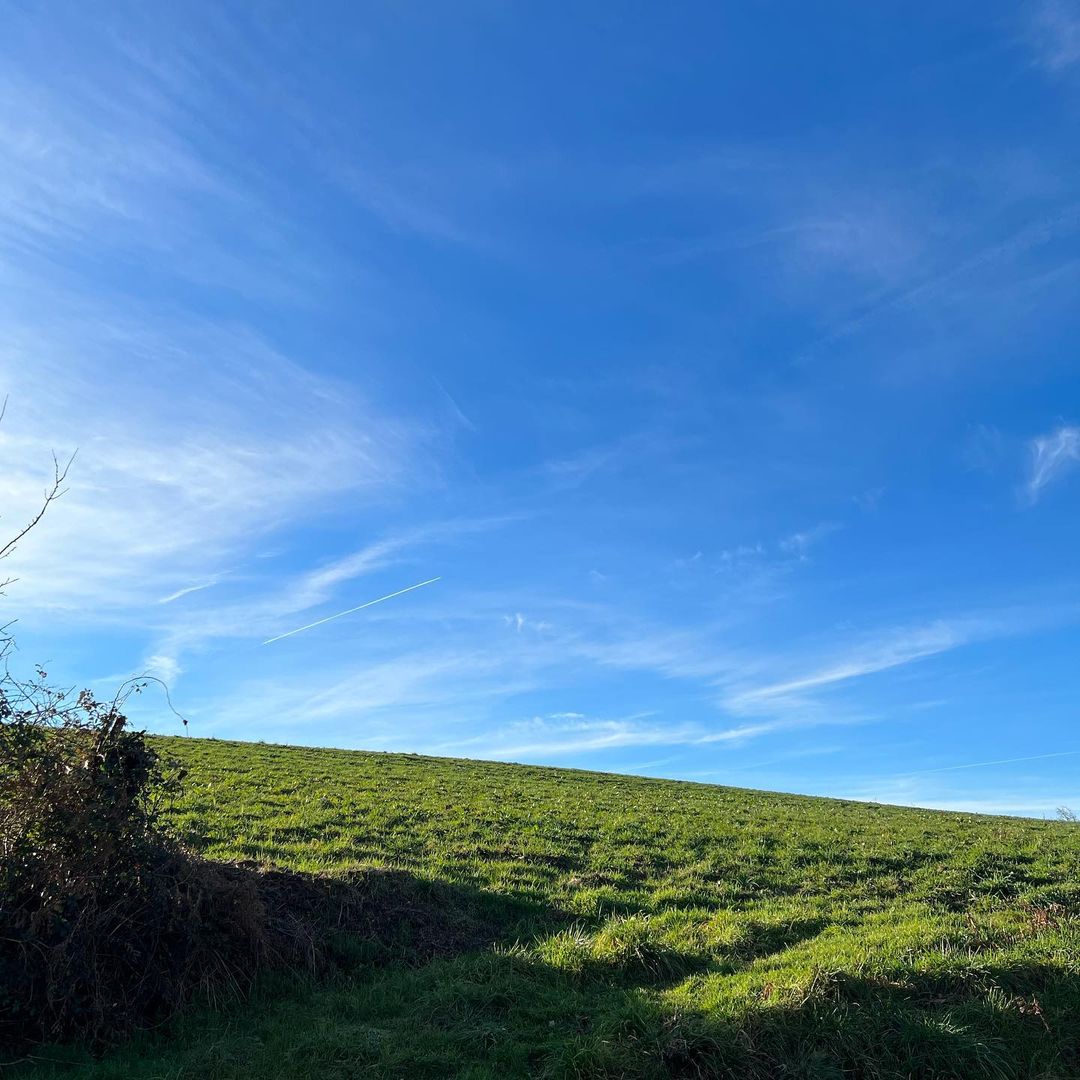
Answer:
158, 577, 227, 604
726, 620, 976, 709
538, 439, 633, 490
0, 325, 424, 619
434, 713, 758, 761
195, 644, 538, 743
837, 775, 1080, 818
435, 708, 865, 763
1026, 424, 1080, 503
143, 652, 183, 684
0, 24, 326, 305
793, 198, 1080, 368
1030, 0, 1080, 73
778, 521, 842, 560
668, 522, 842, 607
445, 714, 677, 759
712, 598, 1078, 728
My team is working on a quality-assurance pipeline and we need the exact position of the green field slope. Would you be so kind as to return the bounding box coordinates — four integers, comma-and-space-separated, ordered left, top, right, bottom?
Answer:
16, 737, 1080, 1079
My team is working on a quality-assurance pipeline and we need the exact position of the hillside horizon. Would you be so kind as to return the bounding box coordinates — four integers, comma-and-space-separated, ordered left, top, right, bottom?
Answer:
153, 733, 1065, 823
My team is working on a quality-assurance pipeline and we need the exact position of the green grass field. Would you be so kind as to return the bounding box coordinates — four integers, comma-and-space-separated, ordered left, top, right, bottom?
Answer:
15, 736, 1080, 1079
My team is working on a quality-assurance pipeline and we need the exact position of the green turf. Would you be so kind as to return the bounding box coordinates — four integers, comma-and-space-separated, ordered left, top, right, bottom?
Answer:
12, 736, 1080, 1078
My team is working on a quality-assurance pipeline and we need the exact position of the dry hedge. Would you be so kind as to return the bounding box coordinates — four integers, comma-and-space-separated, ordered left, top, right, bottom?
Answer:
0, 691, 331, 1051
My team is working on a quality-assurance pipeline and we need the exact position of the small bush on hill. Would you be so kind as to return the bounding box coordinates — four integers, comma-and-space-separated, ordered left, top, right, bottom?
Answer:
0, 677, 184, 1045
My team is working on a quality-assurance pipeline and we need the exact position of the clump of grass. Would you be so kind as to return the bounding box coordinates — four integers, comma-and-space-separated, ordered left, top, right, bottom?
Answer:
537, 915, 709, 986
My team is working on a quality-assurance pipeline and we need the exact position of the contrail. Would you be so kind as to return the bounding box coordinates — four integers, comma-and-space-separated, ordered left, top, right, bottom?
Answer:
262, 577, 441, 646
907, 749, 1080, 775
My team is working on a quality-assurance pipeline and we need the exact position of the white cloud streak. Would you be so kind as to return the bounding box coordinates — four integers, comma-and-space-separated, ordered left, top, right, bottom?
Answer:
435, 711, 862, 762
1026, 424, 1080, 503
158, 577, 227, 604
725, 620, 981, 710
143, 652, 183, 684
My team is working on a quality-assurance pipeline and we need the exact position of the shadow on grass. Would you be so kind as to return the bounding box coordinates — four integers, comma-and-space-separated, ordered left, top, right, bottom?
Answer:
730, 917, 827, 963
12, 864, 1080, 1080
650, 964, 1080, 1080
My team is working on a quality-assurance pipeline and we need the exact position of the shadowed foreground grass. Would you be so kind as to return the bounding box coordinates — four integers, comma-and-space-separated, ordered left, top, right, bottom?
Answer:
13, 737, 1080, 1078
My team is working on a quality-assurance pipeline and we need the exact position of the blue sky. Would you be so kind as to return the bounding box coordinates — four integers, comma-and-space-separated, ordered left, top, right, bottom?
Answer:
2, 2, 1080, 816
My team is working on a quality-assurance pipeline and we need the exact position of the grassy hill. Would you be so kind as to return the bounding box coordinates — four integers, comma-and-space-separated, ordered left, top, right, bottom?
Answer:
16, 737, 1080, 1079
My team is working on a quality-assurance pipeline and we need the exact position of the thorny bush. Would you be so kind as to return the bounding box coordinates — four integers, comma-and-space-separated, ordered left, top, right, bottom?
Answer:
0, 669, 191, 1047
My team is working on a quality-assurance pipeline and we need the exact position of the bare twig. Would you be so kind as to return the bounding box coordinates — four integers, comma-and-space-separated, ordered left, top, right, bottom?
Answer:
112, 674, 190, 731
0, 449, 77, 564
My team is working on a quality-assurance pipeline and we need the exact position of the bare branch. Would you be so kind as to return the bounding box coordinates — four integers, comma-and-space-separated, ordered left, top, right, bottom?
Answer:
0, 449, 77, 563
111, 674, 190, 731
